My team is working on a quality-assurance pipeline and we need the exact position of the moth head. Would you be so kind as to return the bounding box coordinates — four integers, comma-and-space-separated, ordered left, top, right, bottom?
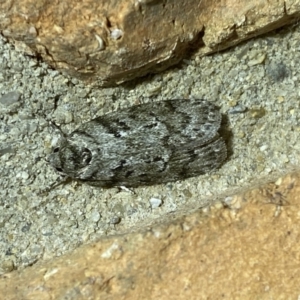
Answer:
48, 139, 93, 178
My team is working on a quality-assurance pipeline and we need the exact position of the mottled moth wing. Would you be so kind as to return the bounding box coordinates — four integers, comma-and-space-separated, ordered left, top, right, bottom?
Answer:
81, 99, 222, 148
49, 99, 226, 187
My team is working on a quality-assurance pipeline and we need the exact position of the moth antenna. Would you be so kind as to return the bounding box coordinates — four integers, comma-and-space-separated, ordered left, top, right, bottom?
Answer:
38, 174, 71, 195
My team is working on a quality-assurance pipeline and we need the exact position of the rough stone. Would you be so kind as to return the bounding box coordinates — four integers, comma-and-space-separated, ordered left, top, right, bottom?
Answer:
1, 0, 300, 85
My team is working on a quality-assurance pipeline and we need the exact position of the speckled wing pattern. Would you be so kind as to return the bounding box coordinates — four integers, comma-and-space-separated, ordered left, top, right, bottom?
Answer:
48, 99, 227, 187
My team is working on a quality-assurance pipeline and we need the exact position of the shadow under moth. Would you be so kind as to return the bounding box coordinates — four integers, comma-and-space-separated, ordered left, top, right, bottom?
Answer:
48, 99, 227, 188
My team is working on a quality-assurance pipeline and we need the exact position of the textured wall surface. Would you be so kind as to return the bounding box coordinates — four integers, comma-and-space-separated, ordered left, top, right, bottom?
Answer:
1, 2, 300, 297
1, 173, 300, 299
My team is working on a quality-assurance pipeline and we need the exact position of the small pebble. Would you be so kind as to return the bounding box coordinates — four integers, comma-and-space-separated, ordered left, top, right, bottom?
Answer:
110, 216, 121, 224
110, 29, 123, 40
228, 105, 247, 114
0, 91, 21, 106
149, 197, 162, 208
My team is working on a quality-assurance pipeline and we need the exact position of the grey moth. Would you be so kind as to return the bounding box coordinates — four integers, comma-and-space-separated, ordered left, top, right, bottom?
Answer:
48, 99, 226, 187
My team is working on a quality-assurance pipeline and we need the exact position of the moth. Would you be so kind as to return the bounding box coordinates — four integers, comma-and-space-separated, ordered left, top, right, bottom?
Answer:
48, 99, 227, 188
